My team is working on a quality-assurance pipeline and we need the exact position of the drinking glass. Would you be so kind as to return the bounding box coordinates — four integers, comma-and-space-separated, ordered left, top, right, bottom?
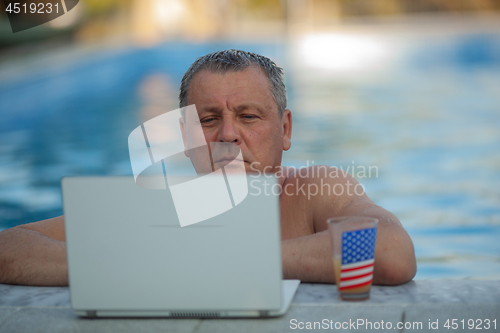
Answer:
327, 216, 378, 301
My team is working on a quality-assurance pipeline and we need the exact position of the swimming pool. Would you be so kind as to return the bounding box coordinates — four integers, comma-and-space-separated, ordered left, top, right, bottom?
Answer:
0, 23, 499, 280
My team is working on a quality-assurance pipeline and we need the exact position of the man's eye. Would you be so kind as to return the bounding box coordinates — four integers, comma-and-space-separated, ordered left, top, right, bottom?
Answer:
242, 115, 257, 120
201, 117, 216, 124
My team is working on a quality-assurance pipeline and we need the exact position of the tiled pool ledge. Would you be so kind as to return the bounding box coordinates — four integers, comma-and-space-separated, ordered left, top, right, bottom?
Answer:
0, 280, 499, 332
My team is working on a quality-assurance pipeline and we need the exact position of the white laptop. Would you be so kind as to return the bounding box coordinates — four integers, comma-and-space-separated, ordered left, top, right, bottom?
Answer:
62, 175, 299, 318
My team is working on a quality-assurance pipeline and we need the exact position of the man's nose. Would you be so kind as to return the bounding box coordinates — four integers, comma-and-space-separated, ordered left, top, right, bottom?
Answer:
217, 116, 240, 144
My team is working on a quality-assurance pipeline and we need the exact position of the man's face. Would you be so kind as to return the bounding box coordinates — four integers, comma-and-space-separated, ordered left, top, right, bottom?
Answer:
183, 67, 292, 174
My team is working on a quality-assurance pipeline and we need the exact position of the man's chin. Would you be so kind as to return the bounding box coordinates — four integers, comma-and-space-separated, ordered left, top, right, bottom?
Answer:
213, 159, 247, 173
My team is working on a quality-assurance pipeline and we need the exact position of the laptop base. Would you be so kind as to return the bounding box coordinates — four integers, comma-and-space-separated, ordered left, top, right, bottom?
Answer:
75, 280, 300, 318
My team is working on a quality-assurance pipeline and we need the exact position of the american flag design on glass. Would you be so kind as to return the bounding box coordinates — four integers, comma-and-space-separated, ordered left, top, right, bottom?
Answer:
339, 227, 377, 290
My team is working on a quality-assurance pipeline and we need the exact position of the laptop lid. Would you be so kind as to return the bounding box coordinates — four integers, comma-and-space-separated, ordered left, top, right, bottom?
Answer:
62, 175, 286, 317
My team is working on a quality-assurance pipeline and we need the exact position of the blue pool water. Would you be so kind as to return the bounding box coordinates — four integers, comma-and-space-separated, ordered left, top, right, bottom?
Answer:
0, 27, 499, 280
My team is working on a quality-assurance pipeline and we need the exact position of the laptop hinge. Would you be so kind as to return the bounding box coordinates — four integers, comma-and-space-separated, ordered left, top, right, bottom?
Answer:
259, 310, 269, 317
86, 310, 97, 318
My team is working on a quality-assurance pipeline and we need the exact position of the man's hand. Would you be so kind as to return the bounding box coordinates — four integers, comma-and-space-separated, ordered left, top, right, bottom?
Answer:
282, 231, 335, 283
0, 216, 68, 286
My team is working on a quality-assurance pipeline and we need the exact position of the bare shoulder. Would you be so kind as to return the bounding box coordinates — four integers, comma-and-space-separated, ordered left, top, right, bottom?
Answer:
15, 215, 66, 242
281, 165, 378, 232
282, 165, 372, 203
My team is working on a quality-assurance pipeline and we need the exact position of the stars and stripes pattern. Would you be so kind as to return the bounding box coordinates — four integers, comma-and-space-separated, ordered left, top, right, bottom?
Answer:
339, 227, 377, 291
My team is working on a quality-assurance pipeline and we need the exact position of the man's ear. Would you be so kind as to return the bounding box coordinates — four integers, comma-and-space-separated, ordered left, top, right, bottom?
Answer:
282, 109, 292, 151
179, 117, 190, 158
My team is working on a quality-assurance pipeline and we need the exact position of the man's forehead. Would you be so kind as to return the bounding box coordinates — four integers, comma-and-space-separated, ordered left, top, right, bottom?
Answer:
187, 68, 276, 113
188, 68, 270, 96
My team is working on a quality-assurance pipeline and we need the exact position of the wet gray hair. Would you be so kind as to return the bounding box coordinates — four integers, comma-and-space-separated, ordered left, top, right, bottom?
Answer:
179, 49, 287, 117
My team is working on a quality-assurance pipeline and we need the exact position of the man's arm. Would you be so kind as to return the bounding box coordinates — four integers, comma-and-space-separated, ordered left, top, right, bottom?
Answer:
282, 212, 416, 285
280, 167, 417, 285
0, 216, 68, 286
335, 202, 417, 285
282, 231, 334, 283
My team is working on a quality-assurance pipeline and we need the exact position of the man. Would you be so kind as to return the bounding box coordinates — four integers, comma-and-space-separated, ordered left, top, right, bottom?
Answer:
0, 50, 416, 286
